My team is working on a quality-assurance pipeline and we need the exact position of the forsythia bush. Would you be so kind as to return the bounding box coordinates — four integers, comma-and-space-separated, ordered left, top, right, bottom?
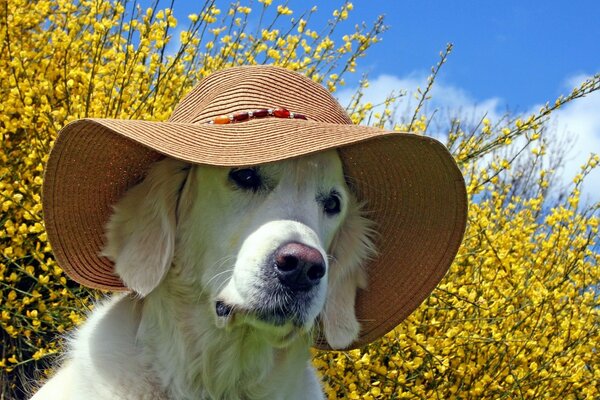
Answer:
0, 0, 598, 398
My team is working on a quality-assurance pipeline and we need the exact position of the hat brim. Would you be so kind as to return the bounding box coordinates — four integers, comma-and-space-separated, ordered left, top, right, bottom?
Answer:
43, 117, 467, 350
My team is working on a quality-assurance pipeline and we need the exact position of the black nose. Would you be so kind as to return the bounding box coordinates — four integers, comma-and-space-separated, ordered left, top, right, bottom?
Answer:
273, 242, 326, 291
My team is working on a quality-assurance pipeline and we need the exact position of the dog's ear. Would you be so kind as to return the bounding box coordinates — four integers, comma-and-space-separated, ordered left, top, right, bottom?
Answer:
321, 197, 376, 349
102, 158, 190, 296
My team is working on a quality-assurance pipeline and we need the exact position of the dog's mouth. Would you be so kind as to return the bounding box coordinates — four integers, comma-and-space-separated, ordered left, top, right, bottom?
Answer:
214, 290, 315, 328
213, 301, 307, 327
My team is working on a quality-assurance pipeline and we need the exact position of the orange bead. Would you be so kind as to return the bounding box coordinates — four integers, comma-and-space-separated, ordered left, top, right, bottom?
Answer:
213, 115, 231, 124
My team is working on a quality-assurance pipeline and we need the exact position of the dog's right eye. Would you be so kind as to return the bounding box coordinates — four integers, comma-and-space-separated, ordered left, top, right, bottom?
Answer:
229, 168, 263, 192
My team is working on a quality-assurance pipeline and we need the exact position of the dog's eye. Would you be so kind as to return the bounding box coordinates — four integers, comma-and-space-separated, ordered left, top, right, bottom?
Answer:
322, 191, 341, 215
229, 167, 263, 192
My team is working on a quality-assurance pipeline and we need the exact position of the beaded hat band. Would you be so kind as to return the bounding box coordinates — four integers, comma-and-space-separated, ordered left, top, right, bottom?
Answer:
43, 65, 467, 350
207, 107, 307, 124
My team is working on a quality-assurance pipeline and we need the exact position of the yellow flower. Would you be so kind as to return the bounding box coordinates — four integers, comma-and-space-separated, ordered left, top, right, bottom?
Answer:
277, 5, 293, 15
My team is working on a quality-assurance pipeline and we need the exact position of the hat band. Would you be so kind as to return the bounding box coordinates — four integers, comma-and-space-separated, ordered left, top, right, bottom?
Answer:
207, 107, 307, 124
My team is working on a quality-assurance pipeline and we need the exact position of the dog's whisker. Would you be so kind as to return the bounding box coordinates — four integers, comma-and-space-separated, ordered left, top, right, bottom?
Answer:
205, 264, 236, 287
212, 273, 233, 292
210, 277, 234, 304
197, 266, 236, 302
208, 255, 237, 274
194, 255, 236, 300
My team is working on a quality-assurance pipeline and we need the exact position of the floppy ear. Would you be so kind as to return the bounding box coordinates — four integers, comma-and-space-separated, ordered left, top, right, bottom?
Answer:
321, 196, 377, 349
102, 158, 190, 296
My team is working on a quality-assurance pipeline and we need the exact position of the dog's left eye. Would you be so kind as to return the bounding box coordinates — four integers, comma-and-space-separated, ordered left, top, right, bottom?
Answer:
229, 167, 263, 192
322, 191, 342, 215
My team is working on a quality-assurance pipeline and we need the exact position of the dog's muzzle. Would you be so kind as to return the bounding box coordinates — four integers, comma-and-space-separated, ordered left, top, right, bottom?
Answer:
214, 223, 329, 329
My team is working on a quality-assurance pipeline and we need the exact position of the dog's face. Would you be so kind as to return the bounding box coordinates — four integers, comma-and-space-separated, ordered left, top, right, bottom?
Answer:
181, 151, 348, 330
103, 151, 376, 349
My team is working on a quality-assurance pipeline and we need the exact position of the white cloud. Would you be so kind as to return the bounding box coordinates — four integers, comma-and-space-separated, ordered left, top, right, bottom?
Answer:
336, 72, 600, 204
335, 73, 504, 129
539, 75, 600, 204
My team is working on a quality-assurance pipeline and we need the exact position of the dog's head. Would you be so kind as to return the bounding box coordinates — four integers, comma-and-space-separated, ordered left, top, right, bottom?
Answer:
102, 151, 376, 349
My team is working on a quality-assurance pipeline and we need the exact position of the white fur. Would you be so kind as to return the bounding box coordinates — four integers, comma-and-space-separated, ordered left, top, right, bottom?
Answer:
32, 151, 376, 399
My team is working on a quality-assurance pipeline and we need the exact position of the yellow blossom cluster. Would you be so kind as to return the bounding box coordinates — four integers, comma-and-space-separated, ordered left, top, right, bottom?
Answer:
315, 155, 599, 397
1, 0, 599, 398
317, 66, 600, 398
0, 0, 382, 397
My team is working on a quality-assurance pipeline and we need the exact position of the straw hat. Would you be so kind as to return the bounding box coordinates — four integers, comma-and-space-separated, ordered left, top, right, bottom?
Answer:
43, 65, 467, 350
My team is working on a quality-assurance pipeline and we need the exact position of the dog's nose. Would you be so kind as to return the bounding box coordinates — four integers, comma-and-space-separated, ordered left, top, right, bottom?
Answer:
273, 242, 326, 291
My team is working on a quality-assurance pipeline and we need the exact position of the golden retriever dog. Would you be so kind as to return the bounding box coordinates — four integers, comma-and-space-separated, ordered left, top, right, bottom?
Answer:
32, 150, 375, 399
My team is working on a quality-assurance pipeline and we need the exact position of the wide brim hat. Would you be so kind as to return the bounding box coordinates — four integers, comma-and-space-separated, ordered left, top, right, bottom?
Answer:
43, 65, 467, 350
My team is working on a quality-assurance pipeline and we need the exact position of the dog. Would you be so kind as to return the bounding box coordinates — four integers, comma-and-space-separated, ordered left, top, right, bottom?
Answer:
32, 149, 376, 399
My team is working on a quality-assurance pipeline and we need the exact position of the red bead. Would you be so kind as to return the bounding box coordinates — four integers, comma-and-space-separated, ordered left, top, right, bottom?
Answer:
213, 115, 230, 124
273, 108, 290, 118
252, 109, 269, 118
232, 111, 249, 122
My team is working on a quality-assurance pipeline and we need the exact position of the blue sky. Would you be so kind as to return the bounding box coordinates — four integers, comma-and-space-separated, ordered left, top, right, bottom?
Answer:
333, 1, 600, 108
171, 0, 600, 201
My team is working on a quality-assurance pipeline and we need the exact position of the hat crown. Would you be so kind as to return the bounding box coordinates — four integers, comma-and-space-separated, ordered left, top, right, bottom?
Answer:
168, 65, 352, 125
